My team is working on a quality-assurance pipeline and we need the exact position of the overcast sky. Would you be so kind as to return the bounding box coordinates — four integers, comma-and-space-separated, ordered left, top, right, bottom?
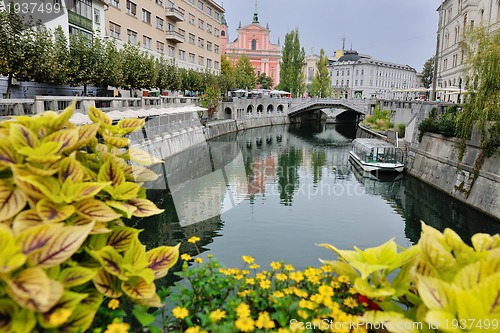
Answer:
220, 0, 440, 72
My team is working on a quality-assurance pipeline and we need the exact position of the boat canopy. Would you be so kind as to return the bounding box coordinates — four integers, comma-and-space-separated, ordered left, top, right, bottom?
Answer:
352, 138, 404, 164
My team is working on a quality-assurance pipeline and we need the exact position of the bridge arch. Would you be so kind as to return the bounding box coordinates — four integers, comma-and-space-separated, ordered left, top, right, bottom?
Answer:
257, 104, 264, 114
277, 104, 284, 113
224, 107, 232, 119
247, 105, 253, 115
267, 104, 274, 114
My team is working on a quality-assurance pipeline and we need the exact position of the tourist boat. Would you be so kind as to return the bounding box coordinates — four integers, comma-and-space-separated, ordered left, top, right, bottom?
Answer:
349, 138, 404, 173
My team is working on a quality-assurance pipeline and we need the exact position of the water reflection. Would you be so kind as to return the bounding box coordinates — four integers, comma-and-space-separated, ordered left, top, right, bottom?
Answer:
134, 122, 499, 273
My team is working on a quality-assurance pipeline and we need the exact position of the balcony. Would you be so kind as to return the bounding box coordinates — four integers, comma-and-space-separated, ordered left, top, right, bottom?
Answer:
166, 30, 185, 43
165, 6, 184, 22
68, 11, 93, 31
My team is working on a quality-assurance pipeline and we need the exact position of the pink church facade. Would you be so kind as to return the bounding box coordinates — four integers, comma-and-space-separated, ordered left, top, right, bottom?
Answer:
223, 11, 281, 88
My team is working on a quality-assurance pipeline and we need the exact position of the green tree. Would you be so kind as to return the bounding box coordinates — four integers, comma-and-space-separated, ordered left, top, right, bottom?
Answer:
121, 43, 158, 94
278, 28, 305, 97
421, 56, 434, 89
0, 10, 41, 98
96, 37, 124, 89
200, 85, 221, 118
457, 28, 500, 149
218, 54, 235, 92
309, 48, 332, 98
257, 73, 274, 89
234, 54, 256, 90
68, 32, 98, 94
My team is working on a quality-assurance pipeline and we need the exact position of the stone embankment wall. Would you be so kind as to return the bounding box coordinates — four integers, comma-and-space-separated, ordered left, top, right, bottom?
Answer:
406, 133, 500, 220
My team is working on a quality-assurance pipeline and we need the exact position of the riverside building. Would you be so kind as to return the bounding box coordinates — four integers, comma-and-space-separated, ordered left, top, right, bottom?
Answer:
435, 0, 500, 102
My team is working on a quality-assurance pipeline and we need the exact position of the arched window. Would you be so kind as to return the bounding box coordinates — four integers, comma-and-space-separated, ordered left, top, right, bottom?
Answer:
251, 39, 257, 50
221, 30, 225, 36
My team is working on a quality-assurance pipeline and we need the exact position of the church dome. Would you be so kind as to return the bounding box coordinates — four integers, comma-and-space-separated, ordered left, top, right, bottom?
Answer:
337, 50, 361, 62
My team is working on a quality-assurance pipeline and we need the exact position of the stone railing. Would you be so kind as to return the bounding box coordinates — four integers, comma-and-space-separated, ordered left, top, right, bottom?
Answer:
0, 95, 201, 117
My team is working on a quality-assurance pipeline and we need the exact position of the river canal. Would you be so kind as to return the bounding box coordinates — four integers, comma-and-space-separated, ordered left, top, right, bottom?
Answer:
136, 122, 500, 272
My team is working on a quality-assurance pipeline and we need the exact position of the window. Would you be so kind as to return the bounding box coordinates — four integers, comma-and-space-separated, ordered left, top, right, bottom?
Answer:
360, 80, 363, 86
109, 0, 119, 8
356, 70, 359, 75
69, 26, 92, 39
347, 69, 350, 76
207, 24, 212, 34
142, 9, 151, 24
157, 41, 164, 54
189, 53, 195, 63
156, 0, 163, 6
143, 35, 152, 49
355, 80, 358, 86
214, 44, 219, 54
189, 33, 195, 44
207, 59, 212, 68
198, 1, 203, 10
214, 61, 220, 70
199, 56, 204, 66
214, 28, 220, 37
346, 79, 349, 86
179, 49, 185, 60
188, 0, 194, 4
167, 23, 175, 32
207, 41, 212, 51
341, 70, 344, 76
198, 37, 204, 48
198, 19, 204, 29
127, 29, 137, 44
206, 6, 212, 16
94, 8, 100, 24
178, 28, 185, 37
168, 45, 175, 57
73, 0, 92, 20
126, 0, 136, 16
109, 22, 121, 39
251, 39, 257, 50
214, 12, 219, 20
189, 14, 195, 25
336, 71, 339, 76
156, 17, 164, 30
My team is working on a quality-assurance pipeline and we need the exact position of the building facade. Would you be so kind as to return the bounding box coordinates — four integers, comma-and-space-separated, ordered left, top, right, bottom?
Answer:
223, 7, 280, 87
327, 50, 417, 100
435, 0, 500, 102
104, 0, 224, 73
303, 52, 319, 93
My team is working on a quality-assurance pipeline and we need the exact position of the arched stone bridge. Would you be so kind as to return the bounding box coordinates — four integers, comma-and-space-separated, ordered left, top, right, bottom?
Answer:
288, 98, 370, 121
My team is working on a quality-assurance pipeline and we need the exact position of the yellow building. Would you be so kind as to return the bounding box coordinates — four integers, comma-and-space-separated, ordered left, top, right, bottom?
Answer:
104, 0, 224, 73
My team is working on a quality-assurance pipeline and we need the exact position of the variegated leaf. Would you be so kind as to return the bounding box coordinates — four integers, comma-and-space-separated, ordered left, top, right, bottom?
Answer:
102, 133, 129, 148
128, 199, 164, 217
12, 209, 43, 235
106, 227, 140, 252
117, 118, 145, 134
105, 182, 141, 201
59, 267, 97, 287
124, 148, 163, 166
18, 175, 62, 203
38, 290, 87, 329
36, 199, 75, 223
52, 102, 75, 129
106, 200, 137, 219
59, 156, 85, 184
90, 246, 126, 279
75, 198, 121, 222
416, 275, 455, 311
61, 181, 110, 203
45, 128, 79, 153
73, 123, 100, 150
471, 233, 500, 252
6, 268, 63, 312
147, 244, 180, 279
121, 277, 156, 300
0, 182, 27, 221
98, 159, 125, 186
19, 141, 62, 164
11, 166, 46, 201
136, 293, 164, 308
90, 222, 112, 235
0, 225, 27, 273
123, 238, 148, 271
88, 106, 111, 125
11, 308, 37, 333
130, 166, 159, 182
92, 269, 123, 298
25, 163, 59, 177
0, 144, 17, 166
24, 222, 94, 268
57, 305, 96, 333
9, 123, 38, 151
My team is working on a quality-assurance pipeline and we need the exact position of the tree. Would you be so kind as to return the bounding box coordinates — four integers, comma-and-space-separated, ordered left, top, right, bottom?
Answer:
234, 54, 256, 90
218, 54, 235, 92
456, 27, 500, 147
95, 37, 124, 89
68, 33, 99, 94
121, 43, 158, 94
257, 73, 274, 89
421, 56, 434, 89
0, 9, 42, 98
278, 28, 305, 97
200, 85, 221, 118
309, 48, 332, 98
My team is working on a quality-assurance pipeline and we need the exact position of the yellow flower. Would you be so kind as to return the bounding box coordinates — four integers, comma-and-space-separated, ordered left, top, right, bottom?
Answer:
255, 311, 275, 329
181, 253, 192, 261
242, 255, 255, 264
48, 308, 72, 326
272, 291, 285, 298
172, 306, 189, 319
236, 303, 251, 317
318, 285, 334, 297
235, 316, 255, 332
293, 288, 308, 298
297, 309, 309, 320
276, 273, 287, 281
275, 329, 291, 333
249, 263, 260, 269
289, 271, 304, 282
104, 320, 130, 333
298, 299, 316, 310
343, 297, 359, 309
331, 280, 340, 288
256, 272, 267, 281
259, 280, 271, 289
270, 261, 282, 270
185, 326, 208, 333
108, 299, 120, 310
238, 290, 251, 297
234, 274, 244, 280
194, 257, 203, 263
310, 293, 324, 304
338, 275, 350, 283
321, 264, 333, 273
349, 287, 357, 294
246, 278, 256, 285
209, 309, 226, 322
284, 264, 295, 271
187, 236, 200, 244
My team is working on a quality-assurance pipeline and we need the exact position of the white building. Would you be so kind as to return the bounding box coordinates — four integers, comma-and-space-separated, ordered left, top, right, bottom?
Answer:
327, 50, 417, 100
435, 0, 500, 102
